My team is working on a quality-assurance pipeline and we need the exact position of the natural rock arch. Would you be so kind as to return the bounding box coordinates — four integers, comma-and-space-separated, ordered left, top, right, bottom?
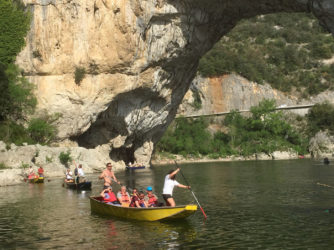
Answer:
17, 0, 334, 166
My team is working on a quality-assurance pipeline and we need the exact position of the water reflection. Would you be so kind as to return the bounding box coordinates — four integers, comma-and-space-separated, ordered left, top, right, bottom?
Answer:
98, 218, 197, 249
2, 160, 334, 248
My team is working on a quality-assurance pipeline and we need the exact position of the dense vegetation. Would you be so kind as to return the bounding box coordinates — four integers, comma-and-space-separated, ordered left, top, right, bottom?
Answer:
199, 13, 334, 97
0, 0, 56, 146
156, 100, 334, 158
306, 102, 334, 136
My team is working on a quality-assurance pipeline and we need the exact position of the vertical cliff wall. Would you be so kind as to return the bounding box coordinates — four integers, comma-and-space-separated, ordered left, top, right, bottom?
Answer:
16, 0, 334, 166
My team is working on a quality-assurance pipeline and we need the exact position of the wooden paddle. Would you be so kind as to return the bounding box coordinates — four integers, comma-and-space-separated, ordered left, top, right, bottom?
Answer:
174, 160, 207, 219
317, 182, 334, 188
110, 178, 135, 193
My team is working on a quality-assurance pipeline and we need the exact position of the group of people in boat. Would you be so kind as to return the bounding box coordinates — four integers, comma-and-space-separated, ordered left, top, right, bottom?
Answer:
100, 185, 159, 208
99, 162, 190, 207
64, 161, 86, 183
26, 165, 44, 180
128, 162, 144, 168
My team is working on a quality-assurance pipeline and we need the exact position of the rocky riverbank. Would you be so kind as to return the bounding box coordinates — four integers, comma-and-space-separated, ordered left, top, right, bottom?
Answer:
151, 151, 317, 166
0, 141, 125, 187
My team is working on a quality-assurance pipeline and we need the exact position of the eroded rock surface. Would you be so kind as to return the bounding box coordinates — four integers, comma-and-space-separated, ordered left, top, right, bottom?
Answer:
179, 74, 334, 117
16, 0, 334, 166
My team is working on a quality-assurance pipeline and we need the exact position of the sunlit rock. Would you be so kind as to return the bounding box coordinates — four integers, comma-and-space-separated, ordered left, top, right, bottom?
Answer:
16, 0, 334, 166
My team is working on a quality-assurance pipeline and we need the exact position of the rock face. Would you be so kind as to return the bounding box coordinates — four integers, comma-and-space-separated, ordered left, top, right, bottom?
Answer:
179, 74, 298, 116
179, 74, 334, 117
309, 131, 334, 158
16, 0, 334, 166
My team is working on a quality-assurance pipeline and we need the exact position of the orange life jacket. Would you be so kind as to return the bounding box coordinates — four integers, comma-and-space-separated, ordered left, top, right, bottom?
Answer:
120, 192, 130, 203
147, 194, 158, 205
103, 191, 117, 203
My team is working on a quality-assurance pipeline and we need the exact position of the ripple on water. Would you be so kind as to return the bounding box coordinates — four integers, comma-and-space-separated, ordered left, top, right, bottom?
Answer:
1, 161, 334, 249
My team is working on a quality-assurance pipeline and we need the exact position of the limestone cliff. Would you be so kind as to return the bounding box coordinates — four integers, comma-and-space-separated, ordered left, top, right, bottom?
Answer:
16, 0, 334, 166
179, 74, 334, 117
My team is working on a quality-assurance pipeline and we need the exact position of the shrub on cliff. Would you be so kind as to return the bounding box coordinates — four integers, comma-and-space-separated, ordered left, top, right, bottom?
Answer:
74, 67, 86, 85
59, 151, 72, 167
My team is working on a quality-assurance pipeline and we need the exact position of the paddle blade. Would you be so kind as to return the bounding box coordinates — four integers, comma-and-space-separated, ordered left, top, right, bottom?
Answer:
200, 206, 207, 219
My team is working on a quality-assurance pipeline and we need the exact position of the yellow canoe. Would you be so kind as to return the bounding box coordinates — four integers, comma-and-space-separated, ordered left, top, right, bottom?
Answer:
28, 177, 44, 183
90, 196, 197, 221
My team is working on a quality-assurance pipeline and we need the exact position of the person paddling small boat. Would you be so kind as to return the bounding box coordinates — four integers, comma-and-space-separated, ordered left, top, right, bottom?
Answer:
99, 163, 120, 189
162, 168, 190, 207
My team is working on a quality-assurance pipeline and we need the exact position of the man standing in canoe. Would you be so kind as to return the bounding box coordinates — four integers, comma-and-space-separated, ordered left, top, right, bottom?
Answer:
162, 168, 190, 207
37, 166, 44, 177
99, 163, 120, 189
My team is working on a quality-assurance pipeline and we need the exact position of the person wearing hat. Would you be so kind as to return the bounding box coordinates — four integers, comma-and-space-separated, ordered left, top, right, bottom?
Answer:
144, 186, 159, 207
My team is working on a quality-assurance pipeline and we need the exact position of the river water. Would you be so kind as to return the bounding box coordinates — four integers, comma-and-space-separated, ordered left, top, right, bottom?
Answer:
1, 159, 334, 249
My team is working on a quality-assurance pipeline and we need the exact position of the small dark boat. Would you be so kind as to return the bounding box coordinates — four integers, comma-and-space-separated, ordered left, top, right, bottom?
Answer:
65, 181, 92, 190
126, 165, 145, 170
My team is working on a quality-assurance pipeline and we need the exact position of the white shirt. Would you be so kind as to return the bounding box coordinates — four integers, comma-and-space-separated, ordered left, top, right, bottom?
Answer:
66, 171, 73, 179
78, 168, 85, 177
162, 174, 180, 195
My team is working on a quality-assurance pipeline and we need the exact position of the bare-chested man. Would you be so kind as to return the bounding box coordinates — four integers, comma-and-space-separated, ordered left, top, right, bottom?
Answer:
99, 163, 120, 189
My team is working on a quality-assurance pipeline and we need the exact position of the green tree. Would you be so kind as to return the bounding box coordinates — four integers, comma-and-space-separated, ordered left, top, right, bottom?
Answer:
1, 64, 37, 121
306, 102, 334, 136
28, 117, 57, 144
157, 117, 212, 156
0, 0, 33, 122
0, 1, 57, 146
0, 0, 30, 65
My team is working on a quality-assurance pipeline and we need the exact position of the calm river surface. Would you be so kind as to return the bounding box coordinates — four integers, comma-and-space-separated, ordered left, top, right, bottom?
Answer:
1, 159, 334, 249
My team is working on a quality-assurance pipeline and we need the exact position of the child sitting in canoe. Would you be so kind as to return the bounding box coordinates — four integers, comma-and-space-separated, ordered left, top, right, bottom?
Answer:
117, 185, 131, 207
130, 190, 148, 208
101, 186, 120, 205
65, 168, 74, 183
144, 186, 159, 207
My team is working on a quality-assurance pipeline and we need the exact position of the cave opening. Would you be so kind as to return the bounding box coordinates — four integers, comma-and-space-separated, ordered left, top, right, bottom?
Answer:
109, 146, 135, 165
